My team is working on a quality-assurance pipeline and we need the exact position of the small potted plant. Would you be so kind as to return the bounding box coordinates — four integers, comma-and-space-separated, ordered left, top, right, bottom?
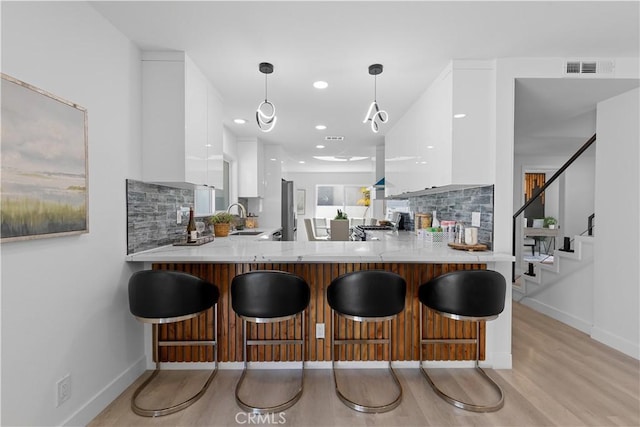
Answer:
334, 209, 348, 220
209, 212, 235, 237
543, 216, 558, 229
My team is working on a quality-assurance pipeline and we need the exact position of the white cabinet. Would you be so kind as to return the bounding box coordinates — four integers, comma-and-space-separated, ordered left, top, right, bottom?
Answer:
385, 60, 494, 197
142, 51, 223, 188
237, 137, 265, 198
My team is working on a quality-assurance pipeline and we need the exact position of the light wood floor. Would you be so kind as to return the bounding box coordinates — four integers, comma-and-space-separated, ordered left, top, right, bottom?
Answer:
89, 303, 640, 426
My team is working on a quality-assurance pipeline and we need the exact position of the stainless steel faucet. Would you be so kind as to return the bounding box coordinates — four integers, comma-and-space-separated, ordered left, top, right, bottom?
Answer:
226, 202, 247, 218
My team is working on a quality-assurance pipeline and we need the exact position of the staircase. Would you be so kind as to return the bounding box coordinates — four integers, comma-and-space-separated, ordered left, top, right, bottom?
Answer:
513, 235, 594, 333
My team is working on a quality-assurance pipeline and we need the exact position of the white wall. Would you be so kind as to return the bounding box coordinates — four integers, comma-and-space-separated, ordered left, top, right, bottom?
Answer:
1, 2, 144, 425
593, 88, 640, 359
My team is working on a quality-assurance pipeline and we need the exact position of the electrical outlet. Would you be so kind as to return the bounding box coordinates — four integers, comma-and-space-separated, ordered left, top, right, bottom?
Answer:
56, 373, 71, 407
316, 323, 325, 339
472, 211, 481, 227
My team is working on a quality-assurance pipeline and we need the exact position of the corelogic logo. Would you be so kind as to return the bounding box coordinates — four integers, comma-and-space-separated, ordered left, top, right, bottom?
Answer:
235, 411, 287, 425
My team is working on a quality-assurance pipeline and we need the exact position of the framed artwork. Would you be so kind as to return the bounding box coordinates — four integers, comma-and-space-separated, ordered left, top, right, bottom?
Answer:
296, 189, 305, 215
1, 74, 89, 242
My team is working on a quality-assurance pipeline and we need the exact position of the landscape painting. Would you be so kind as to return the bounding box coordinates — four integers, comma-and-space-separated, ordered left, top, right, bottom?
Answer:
1, 74, 88, 242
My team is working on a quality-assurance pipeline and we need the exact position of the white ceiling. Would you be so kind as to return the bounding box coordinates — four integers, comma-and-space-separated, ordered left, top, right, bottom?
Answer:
92, 1, 640, 172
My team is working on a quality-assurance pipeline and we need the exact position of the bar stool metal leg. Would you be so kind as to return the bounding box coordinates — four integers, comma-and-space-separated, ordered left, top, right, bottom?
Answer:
330, 310, 402, 413
131, 305, 219, 417
419, 303, 504, 412
235, 313, 306, 414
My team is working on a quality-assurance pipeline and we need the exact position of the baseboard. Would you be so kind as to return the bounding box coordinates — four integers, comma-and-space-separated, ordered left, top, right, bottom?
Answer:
63, 356, 146, 426
591, 327, 640, 360
486, 352, 512, 370
157, 360, 491, 370
521, 298, 591, 334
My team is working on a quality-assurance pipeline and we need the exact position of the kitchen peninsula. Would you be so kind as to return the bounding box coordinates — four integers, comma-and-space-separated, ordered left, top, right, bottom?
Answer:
126, 230, 513, 367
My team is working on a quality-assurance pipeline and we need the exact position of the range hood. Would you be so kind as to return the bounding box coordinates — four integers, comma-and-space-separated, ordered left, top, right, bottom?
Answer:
372, 177, 385, 188
386, 184, 489, 199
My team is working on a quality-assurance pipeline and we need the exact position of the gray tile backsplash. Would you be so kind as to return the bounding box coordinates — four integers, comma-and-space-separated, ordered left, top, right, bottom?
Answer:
126, 179, 195, 254
408, 185, 494, 248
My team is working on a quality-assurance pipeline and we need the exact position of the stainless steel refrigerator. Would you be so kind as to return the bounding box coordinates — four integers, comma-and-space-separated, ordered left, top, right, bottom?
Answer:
281, 179, 296, 241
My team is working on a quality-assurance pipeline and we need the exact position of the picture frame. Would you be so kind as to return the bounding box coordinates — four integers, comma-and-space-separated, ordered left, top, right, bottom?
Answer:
296, 189, 305, 215
1, 74, 89, 242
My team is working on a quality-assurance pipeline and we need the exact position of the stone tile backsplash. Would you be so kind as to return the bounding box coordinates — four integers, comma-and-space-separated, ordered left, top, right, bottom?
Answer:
126, 179, 195, 254
408, 185, 494, 248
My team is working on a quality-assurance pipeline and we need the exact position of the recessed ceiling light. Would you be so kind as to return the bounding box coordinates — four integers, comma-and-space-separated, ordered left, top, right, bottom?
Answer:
234, 118, 247, 124
453, 113, 466, 119
315, 125, 327, 130
427, 145, 434, 149
270, 158, 277, 161
313, 81, 328, 89
316, 145, 325, 149
299, 160, 305, 164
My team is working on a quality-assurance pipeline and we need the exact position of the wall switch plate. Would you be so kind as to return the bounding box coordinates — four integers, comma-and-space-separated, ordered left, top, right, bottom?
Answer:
472, 212, 481, 227
177, 210, 182, 224
56, 373, 71, 407
316, 323, 325, 339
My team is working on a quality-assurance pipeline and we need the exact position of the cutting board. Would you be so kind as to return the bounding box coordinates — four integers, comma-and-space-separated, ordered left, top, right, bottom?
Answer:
448, 242, 488, 252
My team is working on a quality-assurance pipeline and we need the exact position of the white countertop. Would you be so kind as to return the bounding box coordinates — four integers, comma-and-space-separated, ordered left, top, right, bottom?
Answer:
126, 229, 514, 263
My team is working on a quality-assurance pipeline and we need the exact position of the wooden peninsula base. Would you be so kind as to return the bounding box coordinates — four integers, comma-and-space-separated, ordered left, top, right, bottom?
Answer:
151, 262, 487, 363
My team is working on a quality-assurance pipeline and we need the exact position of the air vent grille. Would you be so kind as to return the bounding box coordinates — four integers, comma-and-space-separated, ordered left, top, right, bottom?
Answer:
325, 136, 344, 141
565, 59, 615, 75
566, 61, 581, 74
581, 62, 597, 73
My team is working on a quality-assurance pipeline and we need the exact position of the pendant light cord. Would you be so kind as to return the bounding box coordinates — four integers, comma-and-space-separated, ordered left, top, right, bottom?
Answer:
264, 73, 268, 102
374, 75, 377, 102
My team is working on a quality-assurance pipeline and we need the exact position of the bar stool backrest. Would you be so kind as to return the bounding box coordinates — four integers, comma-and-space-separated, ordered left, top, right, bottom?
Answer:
128, 270, 219, 321
419, 270, 506, 319
232, 270, 310, 319
327, 270, 406, 318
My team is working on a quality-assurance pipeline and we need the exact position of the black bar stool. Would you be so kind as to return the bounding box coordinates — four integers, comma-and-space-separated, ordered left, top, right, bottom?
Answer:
418, 269, 506, 412
231, 270, 311, 414
128, 269, 219, 417
327, 270, 406, 413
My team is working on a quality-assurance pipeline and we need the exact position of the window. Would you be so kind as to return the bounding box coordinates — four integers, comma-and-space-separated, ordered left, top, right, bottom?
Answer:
315, 185, 370, 219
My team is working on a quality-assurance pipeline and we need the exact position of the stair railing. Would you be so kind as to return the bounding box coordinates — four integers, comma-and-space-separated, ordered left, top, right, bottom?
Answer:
559, 213, 595, 252
512, 134, 597, 282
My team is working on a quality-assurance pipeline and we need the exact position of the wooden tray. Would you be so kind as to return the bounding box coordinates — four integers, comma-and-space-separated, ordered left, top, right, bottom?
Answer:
448, 242, 488, 252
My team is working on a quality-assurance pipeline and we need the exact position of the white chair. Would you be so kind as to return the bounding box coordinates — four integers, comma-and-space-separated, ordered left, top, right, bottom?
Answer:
313, 218, 329, 237
304, 218, 329, 241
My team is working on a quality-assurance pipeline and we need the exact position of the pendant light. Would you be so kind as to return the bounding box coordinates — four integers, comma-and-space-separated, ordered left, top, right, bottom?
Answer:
362, 64, 389, 133
256, 62, 277, 132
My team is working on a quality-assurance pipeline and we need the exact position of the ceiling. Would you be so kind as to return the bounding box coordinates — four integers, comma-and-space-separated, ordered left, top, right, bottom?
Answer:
92, 1, 640, 172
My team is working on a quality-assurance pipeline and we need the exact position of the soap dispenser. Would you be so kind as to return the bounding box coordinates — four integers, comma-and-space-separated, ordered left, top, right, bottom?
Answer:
432, 210, 440, 228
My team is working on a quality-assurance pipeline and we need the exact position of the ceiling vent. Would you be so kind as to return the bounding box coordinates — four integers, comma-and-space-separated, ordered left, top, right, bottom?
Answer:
564, 59, 615, 76
325, 136, 344, 141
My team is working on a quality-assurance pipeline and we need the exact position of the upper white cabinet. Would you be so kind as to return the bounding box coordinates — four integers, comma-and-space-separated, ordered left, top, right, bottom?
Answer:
142, 51, 223, 188
237, 137, 265, 198
385, 60, 494, 197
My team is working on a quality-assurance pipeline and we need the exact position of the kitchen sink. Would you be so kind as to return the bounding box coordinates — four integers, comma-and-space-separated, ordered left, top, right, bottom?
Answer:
230, 230, 264, 236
